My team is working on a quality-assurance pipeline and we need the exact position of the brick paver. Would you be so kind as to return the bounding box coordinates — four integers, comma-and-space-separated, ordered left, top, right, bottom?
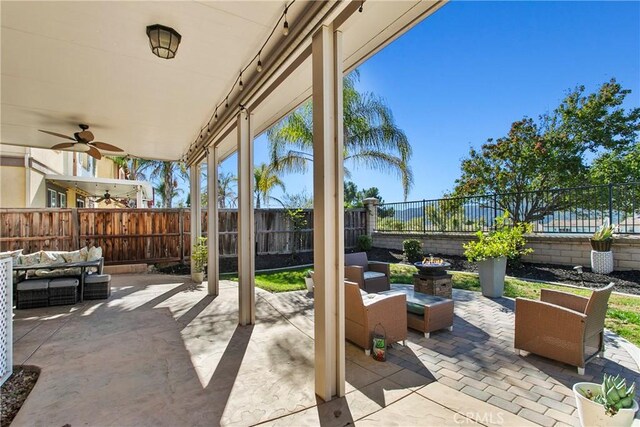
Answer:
386, 288, 640, 426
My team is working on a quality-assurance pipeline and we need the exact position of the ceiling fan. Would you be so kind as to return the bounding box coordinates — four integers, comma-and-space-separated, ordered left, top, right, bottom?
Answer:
91, 190, 128, 207
38, 124, 124, 160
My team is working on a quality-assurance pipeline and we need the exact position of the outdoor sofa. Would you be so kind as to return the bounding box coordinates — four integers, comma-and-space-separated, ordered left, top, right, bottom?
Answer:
514, 283, 614, 375
0, 247, 110, 308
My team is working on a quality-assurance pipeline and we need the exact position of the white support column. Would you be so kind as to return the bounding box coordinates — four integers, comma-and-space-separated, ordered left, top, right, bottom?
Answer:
207, 147, 220, 296
136, 185, 144, 209
236, 109, 255, 325
312, 24, 345, 401
190, 163, 202, 281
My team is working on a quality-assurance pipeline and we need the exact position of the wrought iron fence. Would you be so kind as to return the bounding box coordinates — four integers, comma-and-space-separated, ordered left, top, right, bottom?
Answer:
375, 182, 639, 234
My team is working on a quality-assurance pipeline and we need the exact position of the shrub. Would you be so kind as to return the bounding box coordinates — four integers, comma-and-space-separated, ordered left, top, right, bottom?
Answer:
192, 237, 208, 272
403, 239, 423, 262
377, 217, 405, 231
357, 235, 373, 252
463, 213, 533, 262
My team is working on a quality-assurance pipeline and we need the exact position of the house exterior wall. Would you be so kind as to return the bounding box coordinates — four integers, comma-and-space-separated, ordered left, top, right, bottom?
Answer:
0, 146, 119, 208
372, 232, 640, 271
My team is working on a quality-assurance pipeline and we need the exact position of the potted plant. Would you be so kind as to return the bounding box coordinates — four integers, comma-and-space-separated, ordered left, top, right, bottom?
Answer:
463, 213, 532, 298
191, 237, 208, 284
574, 374, 637, 427
304, 270, 314, 293
591, 221, 615, 252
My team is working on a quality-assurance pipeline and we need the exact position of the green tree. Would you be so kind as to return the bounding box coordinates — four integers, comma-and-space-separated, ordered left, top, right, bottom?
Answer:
454, 79, 640, 223
267, 70, 413, 200
139, 161, 188, 208
590, 144, 640, 184
254, 163, 285, 208
110, 156, 151, 181
217, 172, 238, 208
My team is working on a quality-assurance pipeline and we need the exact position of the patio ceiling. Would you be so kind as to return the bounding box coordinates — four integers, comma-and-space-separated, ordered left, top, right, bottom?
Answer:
1, 1, 445, 162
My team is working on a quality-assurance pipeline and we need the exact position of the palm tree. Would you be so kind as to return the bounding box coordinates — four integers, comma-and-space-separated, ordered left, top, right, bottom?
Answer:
110, 156, 152, 180
267, 70, 413, 200
218, 171, 238, 208
254, 163, 285, 208
139, 161, 188, 208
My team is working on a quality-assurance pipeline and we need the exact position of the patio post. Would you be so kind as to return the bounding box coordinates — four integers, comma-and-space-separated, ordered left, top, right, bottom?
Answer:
207, 146, 219, 296
312, 24, 345, 401
136, 185, 144, 208
237, 109, 255, 325
190, 163, 202, 282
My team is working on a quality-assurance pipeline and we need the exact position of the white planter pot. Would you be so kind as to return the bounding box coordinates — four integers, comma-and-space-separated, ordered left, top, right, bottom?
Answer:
573, 382, 639, 427
305, 277, 314, 293
192, 272, 204, 284
477, 257, 507, 298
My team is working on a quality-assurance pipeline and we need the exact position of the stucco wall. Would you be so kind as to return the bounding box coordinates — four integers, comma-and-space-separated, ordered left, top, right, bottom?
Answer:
372, 232, 640, 271
0, 167, 26, 207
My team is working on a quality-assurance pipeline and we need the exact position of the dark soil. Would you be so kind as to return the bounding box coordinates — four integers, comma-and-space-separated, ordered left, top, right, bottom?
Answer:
155, 247, 639, 296
367, 247, 640, 296
1, 366, 40, 426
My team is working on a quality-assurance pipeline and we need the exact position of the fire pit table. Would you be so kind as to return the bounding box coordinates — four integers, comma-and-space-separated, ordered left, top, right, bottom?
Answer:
413, 257, 453, 298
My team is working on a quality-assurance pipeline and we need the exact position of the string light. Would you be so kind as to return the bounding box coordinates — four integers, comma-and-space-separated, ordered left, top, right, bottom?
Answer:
283, 7, 289, 36
189, 0, 324, 162
359, 1, 364, 13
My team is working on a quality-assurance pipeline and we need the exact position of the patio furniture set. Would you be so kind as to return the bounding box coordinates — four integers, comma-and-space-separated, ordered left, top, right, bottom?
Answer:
344, 251, 614, 375
0, 247, 112, 309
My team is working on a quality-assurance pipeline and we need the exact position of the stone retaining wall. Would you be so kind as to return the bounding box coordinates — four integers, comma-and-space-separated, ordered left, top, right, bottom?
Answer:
372, 232, 640, 271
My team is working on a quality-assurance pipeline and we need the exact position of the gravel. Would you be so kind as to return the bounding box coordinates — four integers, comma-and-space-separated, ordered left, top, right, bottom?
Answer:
1, 366, 39, 426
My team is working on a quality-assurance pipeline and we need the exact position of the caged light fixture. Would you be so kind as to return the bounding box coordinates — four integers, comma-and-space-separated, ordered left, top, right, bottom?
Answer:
146, 24, 182, 59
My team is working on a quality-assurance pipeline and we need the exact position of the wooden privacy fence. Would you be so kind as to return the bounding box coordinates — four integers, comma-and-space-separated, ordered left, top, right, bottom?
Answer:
0, 208, 367, 265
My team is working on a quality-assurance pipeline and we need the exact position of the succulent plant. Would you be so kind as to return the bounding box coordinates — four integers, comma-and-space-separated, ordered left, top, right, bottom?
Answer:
592, 222, 615, 241
581, 374, 637, 416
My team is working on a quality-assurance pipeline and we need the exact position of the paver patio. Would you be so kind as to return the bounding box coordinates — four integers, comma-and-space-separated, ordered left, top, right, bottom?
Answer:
9, 274, 640, 426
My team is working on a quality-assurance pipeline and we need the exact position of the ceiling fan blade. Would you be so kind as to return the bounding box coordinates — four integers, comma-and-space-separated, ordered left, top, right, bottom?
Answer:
39, 130, 75, 141
77, 130, 94, 142
91, 141, 124, 152
95, 198, 105, 203
51, 142, 77, 150
86, 146, 102, 160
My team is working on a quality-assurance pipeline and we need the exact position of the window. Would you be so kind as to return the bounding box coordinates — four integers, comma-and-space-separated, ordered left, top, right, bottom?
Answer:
76, 197, 85, 208
48, 189, 57, 207
76, 152, 97, 177
59, 193, 67, 208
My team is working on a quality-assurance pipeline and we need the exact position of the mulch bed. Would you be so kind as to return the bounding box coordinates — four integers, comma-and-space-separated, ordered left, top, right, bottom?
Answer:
155, 247, 639, 296
1, 366, 40, 426
367, 247, 640, 296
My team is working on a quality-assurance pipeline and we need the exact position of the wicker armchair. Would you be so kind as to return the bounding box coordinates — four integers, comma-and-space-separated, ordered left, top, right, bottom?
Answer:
345, 252, 391, 293
345, 281, 407, 355
514, 283, 614, 375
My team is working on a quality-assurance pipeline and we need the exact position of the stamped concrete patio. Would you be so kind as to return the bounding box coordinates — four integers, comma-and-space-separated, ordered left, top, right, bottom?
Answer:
10, 274, 640, 426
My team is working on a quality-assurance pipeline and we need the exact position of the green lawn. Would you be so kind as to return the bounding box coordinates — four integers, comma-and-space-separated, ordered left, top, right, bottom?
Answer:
223, 263, 640, 346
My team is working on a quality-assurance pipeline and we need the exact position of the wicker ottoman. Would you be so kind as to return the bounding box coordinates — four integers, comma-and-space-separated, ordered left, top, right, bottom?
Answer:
17, 279, 49, 309
49, 278, 79, 306
382, 284, 454, 338
84, 274, 111, 300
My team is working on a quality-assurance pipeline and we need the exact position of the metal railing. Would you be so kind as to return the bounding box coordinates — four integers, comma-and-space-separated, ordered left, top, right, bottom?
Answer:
375, 182, 639, 234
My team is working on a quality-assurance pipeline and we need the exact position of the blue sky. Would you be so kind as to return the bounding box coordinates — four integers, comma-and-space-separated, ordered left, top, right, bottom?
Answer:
215, 0, 640, 206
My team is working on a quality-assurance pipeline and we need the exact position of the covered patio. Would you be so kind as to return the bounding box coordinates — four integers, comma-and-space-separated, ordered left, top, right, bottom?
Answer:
11, 274, 640, 426
2, 0, 448, 400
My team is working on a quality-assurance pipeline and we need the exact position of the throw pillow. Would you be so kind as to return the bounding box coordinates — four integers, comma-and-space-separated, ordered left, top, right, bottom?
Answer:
87, 246, 103, 273
62, 247, 89, 263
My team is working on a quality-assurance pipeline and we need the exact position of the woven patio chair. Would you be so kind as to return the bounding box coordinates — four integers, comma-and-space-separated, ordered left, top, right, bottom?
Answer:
514, 283, 614, 375
345, 280, 407, 355
345, 252, 391, 293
